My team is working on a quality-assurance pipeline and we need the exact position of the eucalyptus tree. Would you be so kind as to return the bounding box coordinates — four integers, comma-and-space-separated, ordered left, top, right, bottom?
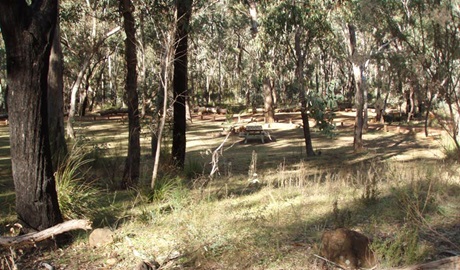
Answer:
387, 0, 460, 151
171, 0, 193, 169
120, 0, 140, 188
188, 0, 254, 109
0, 0, 63, 230
260, 0, 330, 155
60, 0, 121, 138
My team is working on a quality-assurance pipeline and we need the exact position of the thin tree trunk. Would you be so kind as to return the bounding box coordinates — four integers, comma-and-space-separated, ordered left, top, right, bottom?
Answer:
295, 27, 315, 157
347, 24, 364, 150
247, 0, 258, 36
172, 0, 193, 169
66, 26, 121, 138
120, 0, 140, 189
263, 77, 275, 123
67, 57, 91, 138
151, 33, 172, 188
408, 84, 415, 122
0, 0, 63, 231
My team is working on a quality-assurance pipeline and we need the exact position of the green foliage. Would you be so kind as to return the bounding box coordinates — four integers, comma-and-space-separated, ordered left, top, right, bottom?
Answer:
55, 144, 99, 219
306, 91, 336, 137
150, 175, 189, 210
372, 225, 426, 267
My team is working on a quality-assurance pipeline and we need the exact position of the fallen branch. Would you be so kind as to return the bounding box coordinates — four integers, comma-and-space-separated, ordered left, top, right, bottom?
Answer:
393, 255, 460, 270
209, 127, 238, 179
0, 219, 92, 248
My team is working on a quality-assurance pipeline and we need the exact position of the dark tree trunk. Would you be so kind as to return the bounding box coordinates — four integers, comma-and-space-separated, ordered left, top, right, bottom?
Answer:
172, 0, 193, 169
0, 0, 63, 230
294, 27, 315, 157
120, 0, 140, 188
48, 20, 68, 168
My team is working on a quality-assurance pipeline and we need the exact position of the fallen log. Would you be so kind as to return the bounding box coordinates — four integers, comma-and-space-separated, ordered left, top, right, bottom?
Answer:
0, 219, 92, 248
392, 255, 460, 270
99, 108, 128, 116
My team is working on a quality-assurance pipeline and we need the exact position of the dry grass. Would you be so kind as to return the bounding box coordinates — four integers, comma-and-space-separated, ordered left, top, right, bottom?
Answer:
0, 112, 459, 269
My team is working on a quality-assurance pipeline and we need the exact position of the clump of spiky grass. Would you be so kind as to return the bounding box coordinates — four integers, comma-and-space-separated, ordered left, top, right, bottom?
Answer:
439, 132, 460, 160
55, 144, 99, 219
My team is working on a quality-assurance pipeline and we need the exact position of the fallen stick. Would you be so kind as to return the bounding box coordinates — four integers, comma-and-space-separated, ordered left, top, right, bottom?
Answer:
0, 219, 92, 248
313, 254, 345, 269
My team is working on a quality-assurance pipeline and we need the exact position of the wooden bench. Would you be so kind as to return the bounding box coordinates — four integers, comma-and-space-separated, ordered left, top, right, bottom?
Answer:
244, 125, 267, 144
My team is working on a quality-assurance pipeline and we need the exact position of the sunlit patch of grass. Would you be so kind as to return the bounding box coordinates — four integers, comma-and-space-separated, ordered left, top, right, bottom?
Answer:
439, 132, 460, 160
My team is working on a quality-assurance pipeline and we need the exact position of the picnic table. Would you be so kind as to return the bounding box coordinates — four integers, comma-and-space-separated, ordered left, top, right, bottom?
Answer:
243, 125, 268, 144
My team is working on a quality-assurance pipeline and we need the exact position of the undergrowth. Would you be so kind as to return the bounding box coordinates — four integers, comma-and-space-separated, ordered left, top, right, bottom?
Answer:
55, 143, 99, 220
3, 154, 460, 269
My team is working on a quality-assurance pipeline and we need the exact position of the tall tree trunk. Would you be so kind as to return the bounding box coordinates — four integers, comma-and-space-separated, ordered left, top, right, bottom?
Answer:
295, 27, 315, 157
172, 0, 193, 169
120, 0, 140, 188
0, 0, 63, 231
48, 20, 68, 168
347, 24, 364, 151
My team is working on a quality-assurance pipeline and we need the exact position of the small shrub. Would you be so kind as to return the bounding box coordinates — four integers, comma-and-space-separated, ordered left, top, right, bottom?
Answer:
372, 225, 427, 267
393, 178, 438, 225
361, 162, 383, 204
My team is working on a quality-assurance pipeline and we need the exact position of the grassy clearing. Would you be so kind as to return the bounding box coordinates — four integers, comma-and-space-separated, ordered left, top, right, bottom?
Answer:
0, 113, 459, 269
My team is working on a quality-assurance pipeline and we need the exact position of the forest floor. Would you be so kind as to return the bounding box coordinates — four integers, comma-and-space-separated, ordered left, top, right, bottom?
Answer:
0, 110, 459, 269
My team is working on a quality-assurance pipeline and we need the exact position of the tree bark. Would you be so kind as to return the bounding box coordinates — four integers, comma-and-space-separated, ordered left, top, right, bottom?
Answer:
120, 0, 140, 188
0, 0, 63, 230
47, 19, 68, 168
246, 0, 258, 37
151, 33, 172, 188
295, 27, 315, 157
347, 24, 364, 151
172, 0, 193, 169
263, 77, 275, 123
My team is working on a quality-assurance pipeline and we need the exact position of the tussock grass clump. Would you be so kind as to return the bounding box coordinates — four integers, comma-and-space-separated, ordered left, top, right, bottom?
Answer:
55, 144, 99, 219
141, 175, 190, 213
439, 133, 460, 160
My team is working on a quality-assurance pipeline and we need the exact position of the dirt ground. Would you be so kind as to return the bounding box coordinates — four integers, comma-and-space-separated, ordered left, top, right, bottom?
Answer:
186, 110, 445, 176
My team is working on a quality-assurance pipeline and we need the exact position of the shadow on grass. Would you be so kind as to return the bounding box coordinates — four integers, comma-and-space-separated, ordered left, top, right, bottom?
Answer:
221, 179, 460, 269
